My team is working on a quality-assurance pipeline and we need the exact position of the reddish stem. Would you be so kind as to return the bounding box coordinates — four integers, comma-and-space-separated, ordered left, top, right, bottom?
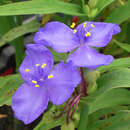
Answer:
66, 94, 81, 123
74, 87, 79, 95
80, 67, 87, 96
55, 95, 77, 118
70, 99, 80, 120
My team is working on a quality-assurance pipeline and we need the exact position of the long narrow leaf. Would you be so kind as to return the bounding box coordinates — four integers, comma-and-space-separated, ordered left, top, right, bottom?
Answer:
78, 104, 89, 130
0, 20, 40, 46
105, 0, 130, 24
0, 0, 85, 16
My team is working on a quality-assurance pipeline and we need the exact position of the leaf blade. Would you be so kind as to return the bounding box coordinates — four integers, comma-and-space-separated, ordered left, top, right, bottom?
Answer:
0, 74, 23, 106
105, 0, 130, 24
0, 0, 85, 16
114, 40, 130, 53
98, 57, 130, 73
78, 104, 89, 130
96, 0, 117, 14
0, 20, 40, 46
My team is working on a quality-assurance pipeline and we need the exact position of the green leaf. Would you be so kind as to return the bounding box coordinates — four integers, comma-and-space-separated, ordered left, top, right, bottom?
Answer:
0, 74, 23, 106
34, 106, 65, 130
88, 88, 130, 114
88, 106, 128, 124
0, 0, 85, 16
97, 68, 130, 92
0, 17, 11, 36
50, 49, 68, 62
78, 103, 89, 130
104, 120, 130, 130
34, 118, 63, 130
98, 57, 130, 73
77, 0, 85, 7
126, 23, 130, 43
96, 0, 117, 14
83, 68, 130, 114
113, 39, 130, 52
105, 0, 130, 24
77, 0, 86, 14
87, 111, 130, 130
0, 20, 40, 46
0, 0, 11, 5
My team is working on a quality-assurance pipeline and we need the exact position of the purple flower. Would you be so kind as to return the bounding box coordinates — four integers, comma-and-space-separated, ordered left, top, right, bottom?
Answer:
34, 21, 121, 68
12, 44, 81, 124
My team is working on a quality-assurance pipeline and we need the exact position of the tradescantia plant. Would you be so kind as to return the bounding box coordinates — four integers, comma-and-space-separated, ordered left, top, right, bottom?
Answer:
0, 0, 130, 130
12, 20, 121, 125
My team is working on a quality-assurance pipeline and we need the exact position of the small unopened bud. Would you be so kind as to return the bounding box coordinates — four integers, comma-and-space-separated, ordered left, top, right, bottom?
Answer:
85, 70, 100, 94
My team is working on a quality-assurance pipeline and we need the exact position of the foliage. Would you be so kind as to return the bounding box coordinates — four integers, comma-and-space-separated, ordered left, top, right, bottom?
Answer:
0, 0, 130, 129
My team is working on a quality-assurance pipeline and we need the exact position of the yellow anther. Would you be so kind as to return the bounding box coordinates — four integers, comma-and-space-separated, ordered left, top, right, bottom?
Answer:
35, 84, 40, 87
41, 63, 47, 69
91, 24, 95, 28
83, 22, 87, 28
85, 32, 91, 37
36, 64, 40, 67
70, 22, 76, 29
48, 74, 54, 79
32, 80, 37, 84
73, 29, 77, 34
25, 69, 30, 72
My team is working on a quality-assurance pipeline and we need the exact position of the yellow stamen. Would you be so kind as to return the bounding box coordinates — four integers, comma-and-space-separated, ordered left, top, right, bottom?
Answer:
91, 24, 95, 28
35, 84, 40, 87
32, 80, 37, 84
25, 69, 30, 72
36, 64, 40, 67
41, 63, 47, 69
73, 29, 77, 34
83, 22, 87, 28
48, 74, 54, 79
70, 22, 76, 29
85, 32, 91, 37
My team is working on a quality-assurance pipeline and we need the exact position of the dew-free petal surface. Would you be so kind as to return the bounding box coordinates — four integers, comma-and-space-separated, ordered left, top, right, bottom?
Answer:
12, 83, 49, 124
67, 45, 114, 69
34, 22, 80, 52
46, 61, 81, 105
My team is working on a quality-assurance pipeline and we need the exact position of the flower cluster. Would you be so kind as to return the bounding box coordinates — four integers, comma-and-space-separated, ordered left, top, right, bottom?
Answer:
12, 21, 120, 124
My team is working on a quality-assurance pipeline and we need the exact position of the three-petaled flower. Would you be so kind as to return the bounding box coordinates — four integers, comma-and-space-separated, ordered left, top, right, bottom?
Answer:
34, 21, 121, 68
12, 44, 81, 124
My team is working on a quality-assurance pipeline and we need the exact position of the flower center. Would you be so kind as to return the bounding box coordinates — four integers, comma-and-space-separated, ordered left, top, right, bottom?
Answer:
83, 22, 95, 38
25, 63, 54, 87
70, 22, 95, 45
